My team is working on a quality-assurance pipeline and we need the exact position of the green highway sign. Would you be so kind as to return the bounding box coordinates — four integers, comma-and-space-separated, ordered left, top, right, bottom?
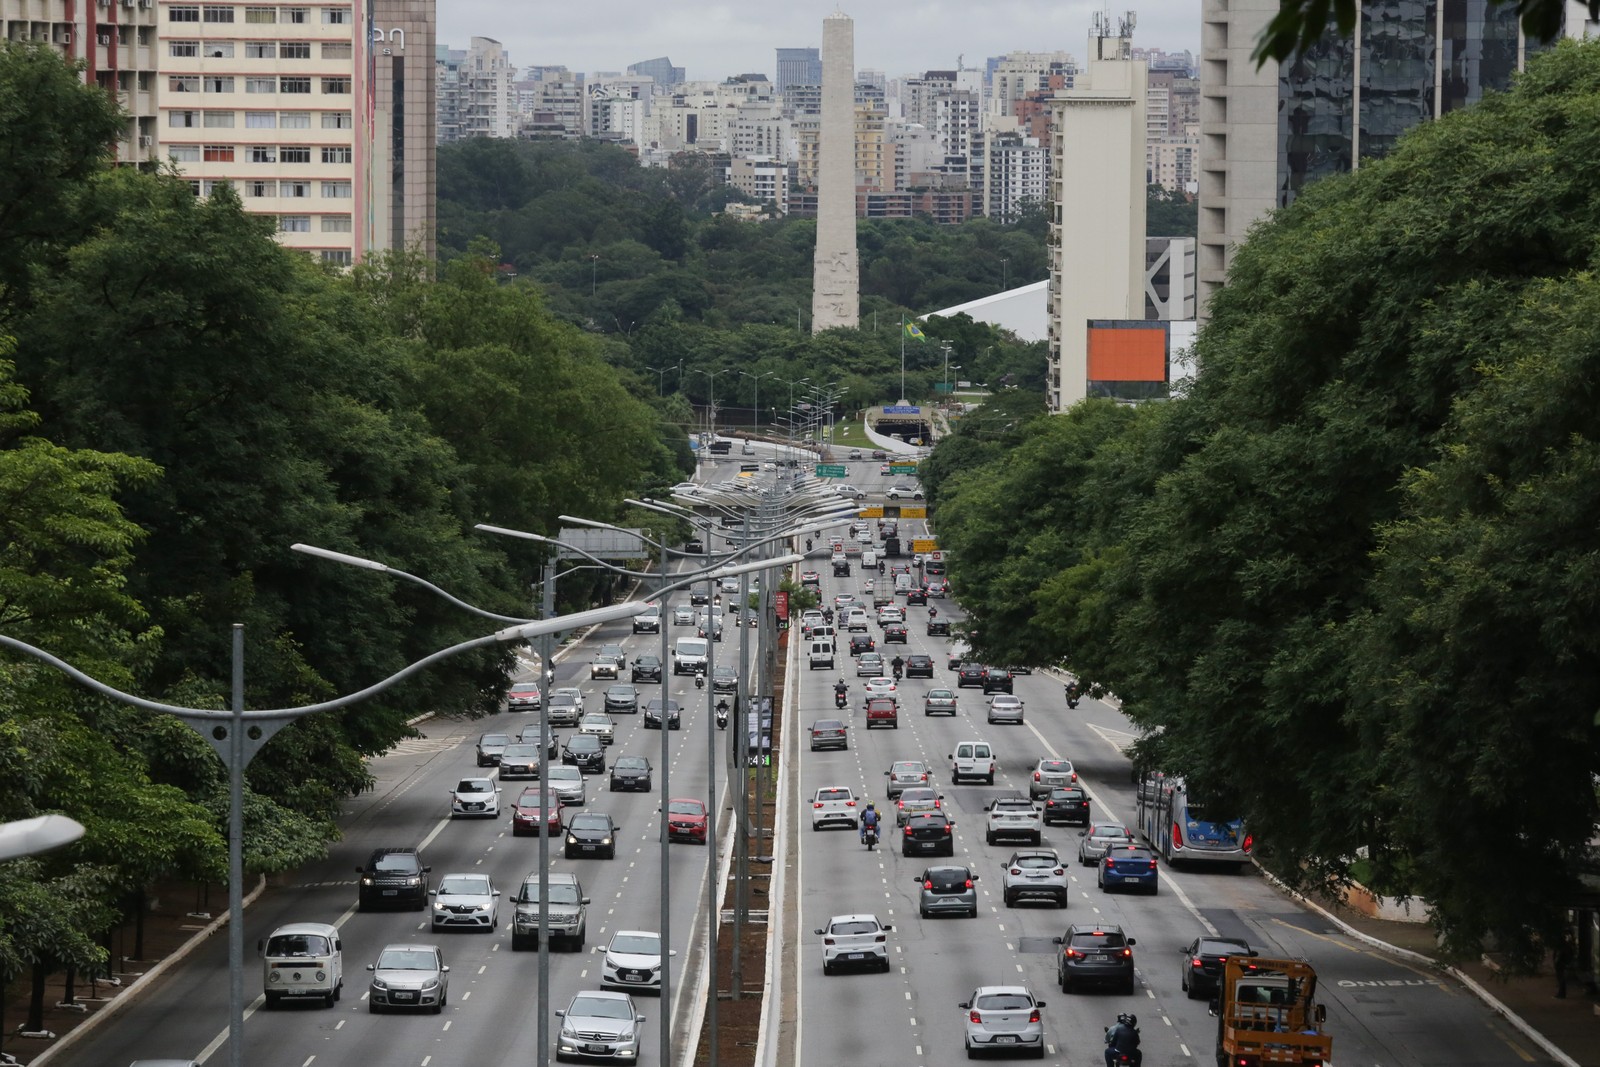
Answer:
890, 464, 919, 475
815, 464, 847, 478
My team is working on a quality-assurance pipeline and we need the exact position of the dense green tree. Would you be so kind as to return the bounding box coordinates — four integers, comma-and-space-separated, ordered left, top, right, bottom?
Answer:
1146, 185, 1197, 238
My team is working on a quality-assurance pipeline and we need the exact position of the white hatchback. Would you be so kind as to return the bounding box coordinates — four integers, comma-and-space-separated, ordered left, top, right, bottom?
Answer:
815, 913, 894, 974
810, 786, 860, 830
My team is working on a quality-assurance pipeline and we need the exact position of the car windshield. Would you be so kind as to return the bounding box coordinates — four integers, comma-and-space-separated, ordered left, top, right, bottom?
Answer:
502, 743, 540, 758
510, 683, 539, 694
816, 789, 852, 802
480, 734, 508, 746
830, 920, 879, 936
547, 767, 582, 782
1090, 825, 1129, 839
267, 933, 330, 957
1199, 940, 1251, 955
975, 992, 1034, 1010
1050, 789, 1086, 801
570, 815, 609, 831
929, 690, 954, 699
615, 758, 647, 770
900, 789, 936, 802
456, 780, 492, 793
926, 868, 970, 889
609, 933, 660, 955
438, 875, 491, 895
667, 801, 703, 815
521, 882, 580, 904
376, 948, 436, 970
568, 736, 601, 750
569, 996, 633, 1020
517, 794, 554, 809
1014, 854, 1057, 869
372, 854, 418, 872
893, 762, 925, 775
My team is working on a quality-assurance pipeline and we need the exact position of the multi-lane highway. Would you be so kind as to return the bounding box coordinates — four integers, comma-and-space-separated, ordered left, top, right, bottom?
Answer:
785, 475, 1560, 1067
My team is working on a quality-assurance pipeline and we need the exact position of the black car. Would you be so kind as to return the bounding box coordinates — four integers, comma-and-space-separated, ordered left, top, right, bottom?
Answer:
1181, 937, 1258, 999
1055, 923, 1137, 994
564, 811, 620, 859
643, 698, 681, 730
981, 667, 1014, 694
832, 560, 850, 577
904, 587, 927, 606
562, 734, 606, 774
883, 623, 908, 644
849, 633, 876, 656
608, 756, 653, 793
631, 655, 663, 684
603, 684, 640, 714
690, 589, 710, 605
927, 618, 950, 637
957, 663, 988, 689
904, 654, 934, 678
712, 666, 739, 694
475, 732, 510, 767
684, 538, 704, 554
1042, 787, 1091, 826
516, 723, 560, 761
901, 812, 956, 857
356, 848, 431, 911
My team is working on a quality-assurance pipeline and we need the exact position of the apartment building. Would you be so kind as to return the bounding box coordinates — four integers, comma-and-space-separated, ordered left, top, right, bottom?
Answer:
522, 69, 584, 138
989, 51, 1076, 118
436, 35, 515, 142
727, 156, 787, 206
774, 45, 819, 91
981, 127, 1046, 221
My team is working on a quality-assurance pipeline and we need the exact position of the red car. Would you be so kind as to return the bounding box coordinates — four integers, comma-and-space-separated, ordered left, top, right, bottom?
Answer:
664, 798, 709, 844
511, 787, 562, 837
865, 696, 899, 730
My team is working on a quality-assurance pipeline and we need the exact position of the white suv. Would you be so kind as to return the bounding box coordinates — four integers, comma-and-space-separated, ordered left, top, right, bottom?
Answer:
814, 913, 894, 974
985, 794, 1044, 846
1000, 849, 1070, 908
810, 786, 860, 830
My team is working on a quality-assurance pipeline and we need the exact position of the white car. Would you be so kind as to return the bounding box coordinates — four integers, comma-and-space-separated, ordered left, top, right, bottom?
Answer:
960, 985, 1048, 1057
876, 606, 905, 626
833, 485, 867, 500
810, 786, 860, 830
599, 930, 674, 993
430, 873, 499, 932
815, 913, 894, 974
864, 677, 898, 699
578, 711, 616, 745
449, 777, 501, 818
985, 795, 1044, 846
885, 484, 924, 500
845, 610, 870, 633
986, 694, 1026, 724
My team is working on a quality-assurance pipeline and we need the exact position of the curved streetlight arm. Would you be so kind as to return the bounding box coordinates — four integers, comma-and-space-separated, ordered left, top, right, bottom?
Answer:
559, 512, 823, 568
0, 814, 86, 862
475, 526, 660, 581
291, 543, 532, 625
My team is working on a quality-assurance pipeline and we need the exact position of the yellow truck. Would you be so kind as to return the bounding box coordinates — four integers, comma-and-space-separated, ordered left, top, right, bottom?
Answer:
1210, 956, 1331, 1067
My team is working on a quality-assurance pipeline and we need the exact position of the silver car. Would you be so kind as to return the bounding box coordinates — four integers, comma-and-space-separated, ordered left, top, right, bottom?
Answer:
916, 864, 979, 918
547, 688, 584, 727
672, 605, 696, 626
924, 688, 959, 716
599, 929, 674, 993
367, 943, 448, 1013
545, 765, 587, 806
959, 985, 1047, 1058
555, 991, 646, 1064
430, 873, 499, 932
1077, 821, 1136, 866
885, 759, 931, 799
1001, 848, 1070, 908
578, 711, 616, 746
1029, 758, 1078, 799
986, 693, 1026, 724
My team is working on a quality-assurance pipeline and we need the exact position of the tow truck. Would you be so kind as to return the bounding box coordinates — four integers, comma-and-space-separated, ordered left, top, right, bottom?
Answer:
1210, 956, 1331, 1067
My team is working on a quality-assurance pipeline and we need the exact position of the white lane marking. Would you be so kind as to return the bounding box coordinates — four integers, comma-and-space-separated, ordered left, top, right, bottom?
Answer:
460, 991, 470, 1000
421, 1058, 431, 1067
477, 965, 487, 975
1180, 1045, 1191, 1057
335, 1020, 345, 1030
442, 1021, 452, 1031
301, 1057, 315, 1067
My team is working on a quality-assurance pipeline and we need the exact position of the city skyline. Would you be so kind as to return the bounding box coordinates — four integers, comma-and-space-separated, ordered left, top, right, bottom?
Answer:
437, 0, 1200, 80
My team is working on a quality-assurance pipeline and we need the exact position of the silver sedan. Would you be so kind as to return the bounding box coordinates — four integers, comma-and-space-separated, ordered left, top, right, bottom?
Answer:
924, 688, 959, 716
960, 985, 1047, 1057
1077, 821, 1136, 866
986, 693, 1026, 724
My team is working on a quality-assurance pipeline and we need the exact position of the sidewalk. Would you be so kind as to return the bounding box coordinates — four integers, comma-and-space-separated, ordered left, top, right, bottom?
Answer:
1295, 886, 1600, 1066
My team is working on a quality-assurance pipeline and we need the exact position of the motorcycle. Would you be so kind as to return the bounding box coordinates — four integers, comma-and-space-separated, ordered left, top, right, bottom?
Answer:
862, 825, 879, 851
1104, 1020, 1142, 1067
715, 700, 729, 730
834, 685, 849, 710
891, 663, 904, 682
695, 670, 706, 690
1065, 682, 1081, 710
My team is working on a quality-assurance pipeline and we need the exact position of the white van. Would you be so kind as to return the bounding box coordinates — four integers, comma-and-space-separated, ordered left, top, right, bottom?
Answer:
949, 740, 996, 785
808, 636, 835, 670
894, 573, 915, 595
861, 549, 877, 568
673, 637, 710, 675
260, 921, 343, 1007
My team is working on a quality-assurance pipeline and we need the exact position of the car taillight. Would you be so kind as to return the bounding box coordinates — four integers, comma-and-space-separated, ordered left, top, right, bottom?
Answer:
969, 1009, 982, 1024
944, 824, 952, 834
1191, 958, 1204, 969
1243, 833, 1254, 853
924, 880, 934, 889
813, 802, 823, 809
1010, 868, 1021, 875
919, 773, 927, 780
905, 826, 913, 835
846, 800, 856, 806
874, 934, 886, 943
822, 937, 835, 945
1149, 860, 1158, 870
1070, 772, 1078, 782
1173, 823, 1184, 850
1033, 771, 1041, 782
1053, 868, 1064, 876
1064, 948, 1083, 960
964, 879, 973, 889
1028, 1008, 1041, 1023
1120, 947, 1132, 958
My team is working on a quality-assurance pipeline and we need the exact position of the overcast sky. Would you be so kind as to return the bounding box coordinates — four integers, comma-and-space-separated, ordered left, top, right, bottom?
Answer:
438, 2, 1201, 81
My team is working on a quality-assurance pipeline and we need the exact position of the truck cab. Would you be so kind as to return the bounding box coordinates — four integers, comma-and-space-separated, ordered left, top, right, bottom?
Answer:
1210, 956, 1331, 1067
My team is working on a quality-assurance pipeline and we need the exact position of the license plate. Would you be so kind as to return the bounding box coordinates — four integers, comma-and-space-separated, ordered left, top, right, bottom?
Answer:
1090, 953, 1107, 961
381, 889, 397, 896
392, 991, 416, 1001
846, 952, 865, 960
1123, 875, 1142, 882
581, 844, 597, 851
624, 974, 643, 982
996, 1036, 1018, 1044
586, 1044, 611, 1054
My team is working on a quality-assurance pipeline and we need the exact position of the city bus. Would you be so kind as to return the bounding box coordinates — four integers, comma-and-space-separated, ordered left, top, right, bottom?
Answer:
1135, 773, 1251, 870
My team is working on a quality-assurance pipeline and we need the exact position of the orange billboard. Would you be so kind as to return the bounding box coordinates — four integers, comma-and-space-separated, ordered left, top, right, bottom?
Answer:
1087, 323, 1168, 383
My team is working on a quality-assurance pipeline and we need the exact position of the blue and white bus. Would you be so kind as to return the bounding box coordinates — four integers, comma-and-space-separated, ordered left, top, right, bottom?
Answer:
1135, 774, 1251, 870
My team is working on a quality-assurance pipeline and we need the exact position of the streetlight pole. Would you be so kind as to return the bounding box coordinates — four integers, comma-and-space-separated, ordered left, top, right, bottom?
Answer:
0, 601, 644, 1067
1001, 256, 1008, 292
590, 254, 600, 297
740, 371, 772, 434
693, 368, 728, 443
646, 363, 680, 397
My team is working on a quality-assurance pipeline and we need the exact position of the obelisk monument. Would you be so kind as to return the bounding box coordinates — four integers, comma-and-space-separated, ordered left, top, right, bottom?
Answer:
810, 10, 859, 332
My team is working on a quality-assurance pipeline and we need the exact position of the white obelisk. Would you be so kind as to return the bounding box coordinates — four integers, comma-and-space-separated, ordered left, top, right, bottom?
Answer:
811, 10, 859, 332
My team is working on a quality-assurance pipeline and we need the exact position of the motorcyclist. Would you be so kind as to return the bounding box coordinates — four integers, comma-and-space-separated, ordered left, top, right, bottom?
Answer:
715, 698, 730, 729
928, 605, 938, 620
878, 560, 886, 575
890, 655, 905, 681
834, 678, 849, 704
1104, 1013, 1141, 1067
859, 801, 882, 844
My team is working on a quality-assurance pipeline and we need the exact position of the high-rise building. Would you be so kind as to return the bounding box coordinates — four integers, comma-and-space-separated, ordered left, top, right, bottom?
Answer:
775, 45, 820, 91
989, 51, 1077, 118
1197, 0, 1553, 320
435, 36, 515, 143
781, 83, 822, 116
627, 55, 683, 87
522, 69, 585, 139
366, 0, 437, 259
981, 128, 1046, 221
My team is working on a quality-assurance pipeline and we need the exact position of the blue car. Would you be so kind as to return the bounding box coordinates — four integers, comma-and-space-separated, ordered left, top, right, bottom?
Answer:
1098, 845, 1159, 895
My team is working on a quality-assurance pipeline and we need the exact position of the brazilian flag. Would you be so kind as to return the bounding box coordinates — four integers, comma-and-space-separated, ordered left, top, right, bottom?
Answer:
903, 319, 927, 342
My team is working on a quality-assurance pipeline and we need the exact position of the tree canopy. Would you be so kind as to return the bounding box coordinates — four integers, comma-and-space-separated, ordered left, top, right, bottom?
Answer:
927, 39, 1600, 966
1252, 0, 1588, 65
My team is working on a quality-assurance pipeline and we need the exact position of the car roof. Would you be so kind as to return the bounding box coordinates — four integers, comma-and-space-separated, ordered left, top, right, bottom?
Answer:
569, 989, 634, 1004
971, 984, 1033, 997
826, 913, 881, 924
268, 921, 340, 937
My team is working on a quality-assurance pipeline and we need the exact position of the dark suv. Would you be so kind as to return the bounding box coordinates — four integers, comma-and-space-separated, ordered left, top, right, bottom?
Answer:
356, 848, 431, 911
981, 667, 1014, 694
1042, 787, 1091, 826
1054, 923, 1137, 994
957, 663, 988, 688
904, 654, 934, 678
562, 734, 606, 774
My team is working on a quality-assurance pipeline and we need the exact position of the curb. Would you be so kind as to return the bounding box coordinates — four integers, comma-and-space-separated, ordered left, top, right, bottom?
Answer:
28, 875, 268, 1067
754, 593, 800, 1067
1257, 867, 1581, 1067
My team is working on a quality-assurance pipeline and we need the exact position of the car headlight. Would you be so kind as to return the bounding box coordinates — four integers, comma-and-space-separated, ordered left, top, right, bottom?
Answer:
268, 972, 280, 983
316, 970, 326, 981
601, 837, 612, 846
434, 902, 447, 911
560, 1024, 578, 1040
371, 978, 388, 991
421, 978, 439, 991
361, 877, 373, 886
406, 877, 421, 887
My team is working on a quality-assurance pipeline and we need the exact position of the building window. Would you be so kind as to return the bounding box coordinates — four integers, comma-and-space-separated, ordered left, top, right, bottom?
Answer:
250, 145, 277, 163
321, 214, 352, 232
170, 40, 199, 57
169, 75, 200, 93
278, 111, 310, 128
280, 40, 311, 59
279, 215, 311, 232
245, 179, 276, 196
205, 41, 235, 57
183, 179, 202, 196
321, 42, 351, 59
201, 179, 225, 196
245, 41, 275, 58
245, 77, 276, 93
280, 146, 311, 163
203, 76, 235, 93
320, 249, 353, 266
169, 110, 199, 127
320, 145, 351, 164
280, 77, 311, 94
167, 145, 201, 162
283, 6, 309, 22
245, 110, 276, 128
203, 110, 235, 127
321, 110, 352, 129
202, 5, 234, 22
283, 180, 310, 197
169, 5, 200, 20
243, 4, 275, 21
321, 180, 351, 198
321, 76, 350, 94
202, 144, 234, 162
322, 6, 348, 22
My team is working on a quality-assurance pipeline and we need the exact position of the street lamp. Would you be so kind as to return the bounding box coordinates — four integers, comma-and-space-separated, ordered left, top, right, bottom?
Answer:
1000, 256, 1009, 292
589, 254, 600, 297
692, 368, 729, 443
0, 601, 643, 1067
646, 362, 680, 397
740, 371, 772, 434
0, 815, 85, 862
